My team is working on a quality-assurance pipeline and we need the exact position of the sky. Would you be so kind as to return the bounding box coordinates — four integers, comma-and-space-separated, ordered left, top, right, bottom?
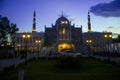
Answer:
0, 0, 120, 35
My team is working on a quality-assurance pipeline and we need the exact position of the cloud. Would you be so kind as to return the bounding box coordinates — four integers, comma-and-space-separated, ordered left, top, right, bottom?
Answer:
90, 0, 120, 17
108, 26, 114, 28
107, 26, 120, 34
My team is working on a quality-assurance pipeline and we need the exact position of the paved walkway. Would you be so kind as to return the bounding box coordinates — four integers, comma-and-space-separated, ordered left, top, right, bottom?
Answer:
93, 55, 120, 64
0, 53, 37, 71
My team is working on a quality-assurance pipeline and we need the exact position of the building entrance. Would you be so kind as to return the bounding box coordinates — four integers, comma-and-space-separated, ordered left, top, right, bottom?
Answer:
58, 43, 74, 53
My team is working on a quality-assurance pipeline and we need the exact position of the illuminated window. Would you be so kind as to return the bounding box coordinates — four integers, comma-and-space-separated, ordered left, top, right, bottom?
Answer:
59, 31, 62, 35
65, 21, 68, 24
58, 43, 75, 53
62, 28, 66, 34
61, 21, 64, 24
61, 21, 68, 24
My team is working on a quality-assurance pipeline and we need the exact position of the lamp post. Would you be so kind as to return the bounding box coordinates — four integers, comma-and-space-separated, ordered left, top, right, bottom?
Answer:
35, 40, 41, 59
104, 34, 112, 61
22, 33, 30, 65
86, 39, 92, 57
17, 44, 21, 56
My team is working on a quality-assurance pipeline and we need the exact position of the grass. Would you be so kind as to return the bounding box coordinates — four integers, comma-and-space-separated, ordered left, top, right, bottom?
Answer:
0, 58, 120, 80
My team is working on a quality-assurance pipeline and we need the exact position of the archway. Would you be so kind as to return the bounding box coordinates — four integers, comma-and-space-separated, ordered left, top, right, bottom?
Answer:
58, 43, 74, 53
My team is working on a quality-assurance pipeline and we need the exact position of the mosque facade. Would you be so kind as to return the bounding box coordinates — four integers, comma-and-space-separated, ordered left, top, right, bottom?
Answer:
15, 11, 117, 55
45, 15, 82, 53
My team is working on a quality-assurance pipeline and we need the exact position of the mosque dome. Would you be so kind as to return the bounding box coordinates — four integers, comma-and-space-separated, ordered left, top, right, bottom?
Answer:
55, 16, 69, 25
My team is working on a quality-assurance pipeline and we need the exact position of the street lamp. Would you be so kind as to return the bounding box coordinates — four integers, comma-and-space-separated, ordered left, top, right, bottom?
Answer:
86, 39, 92, 57
22, 33, 30, 65
35, 40, 41, 59
104, 34, 112, 61
17, 44, 21, 53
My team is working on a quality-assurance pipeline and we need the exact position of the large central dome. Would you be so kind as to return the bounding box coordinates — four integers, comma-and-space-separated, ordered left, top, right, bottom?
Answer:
55, 16, 69, 25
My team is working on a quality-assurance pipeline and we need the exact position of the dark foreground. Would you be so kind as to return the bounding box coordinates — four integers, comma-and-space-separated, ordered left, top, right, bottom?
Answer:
0, 57, 120, 80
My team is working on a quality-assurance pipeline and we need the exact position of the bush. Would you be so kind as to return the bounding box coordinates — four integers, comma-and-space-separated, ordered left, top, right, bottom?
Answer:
56, 55, 81, 69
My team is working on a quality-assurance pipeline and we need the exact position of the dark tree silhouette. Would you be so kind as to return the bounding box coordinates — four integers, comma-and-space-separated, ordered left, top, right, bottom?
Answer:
118, 35, 120, 42
112, 35, 120, 43
0, 15, 19, 47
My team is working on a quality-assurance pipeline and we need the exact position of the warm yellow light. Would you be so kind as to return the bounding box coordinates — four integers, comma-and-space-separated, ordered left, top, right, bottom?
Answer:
104, 35, 107, 38
89, 40, 92, 43
38, 40, 41, 43
62, 44, 66, 48
86, 40, 89, 43
36, 40, 38, 43
22, 35, 26, 38
1, 44, 4, 47
88, 29, 91, 32
58, 43, 74, 53
27, 35, 30, 38
62, 28, 66, 34
23, 34, 30, 38
36, 40, 41, 43
109, 35, 112, 38
104, 34, 112, 38
32, 29, 36, 32
61, 21, 68, 24
86, 40, 92, 43
17, 44, 21, 47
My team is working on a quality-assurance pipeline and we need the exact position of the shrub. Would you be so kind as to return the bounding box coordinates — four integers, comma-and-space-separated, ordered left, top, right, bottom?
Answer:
56, 55, 81, 69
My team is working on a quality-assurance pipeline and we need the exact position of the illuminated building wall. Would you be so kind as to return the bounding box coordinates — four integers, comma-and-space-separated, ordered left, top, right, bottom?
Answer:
45, 15, 82, 53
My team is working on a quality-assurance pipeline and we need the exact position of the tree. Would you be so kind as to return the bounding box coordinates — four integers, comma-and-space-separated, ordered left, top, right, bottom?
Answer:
8, 23, 19, 46
0, 15, 19, 47
118, 35, 120, 42
112, 36, 120, 43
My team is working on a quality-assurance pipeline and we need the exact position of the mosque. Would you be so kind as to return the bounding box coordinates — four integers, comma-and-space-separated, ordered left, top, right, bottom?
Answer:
15, 11, 116, 55
45, 14, 82, 53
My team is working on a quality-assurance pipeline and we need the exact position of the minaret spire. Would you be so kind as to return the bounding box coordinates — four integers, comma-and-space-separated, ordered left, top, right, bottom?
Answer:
32, 10, 36, 32
61, 11, 63, 17
88, 11, 91, 32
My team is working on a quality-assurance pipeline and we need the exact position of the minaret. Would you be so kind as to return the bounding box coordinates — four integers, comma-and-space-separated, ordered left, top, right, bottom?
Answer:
88, 11, 91, 32
32, 11, 36, 32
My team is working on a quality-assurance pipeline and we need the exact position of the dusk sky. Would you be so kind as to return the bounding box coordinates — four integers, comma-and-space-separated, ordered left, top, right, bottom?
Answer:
0, 0, 120, 35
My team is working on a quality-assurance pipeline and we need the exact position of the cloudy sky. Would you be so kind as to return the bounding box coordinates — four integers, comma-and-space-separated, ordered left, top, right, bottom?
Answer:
0, 0, 120, 34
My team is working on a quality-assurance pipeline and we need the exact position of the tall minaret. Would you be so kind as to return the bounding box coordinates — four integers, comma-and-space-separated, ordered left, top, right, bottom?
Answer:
32, 11, 36, 32
88, 11, 91, 32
